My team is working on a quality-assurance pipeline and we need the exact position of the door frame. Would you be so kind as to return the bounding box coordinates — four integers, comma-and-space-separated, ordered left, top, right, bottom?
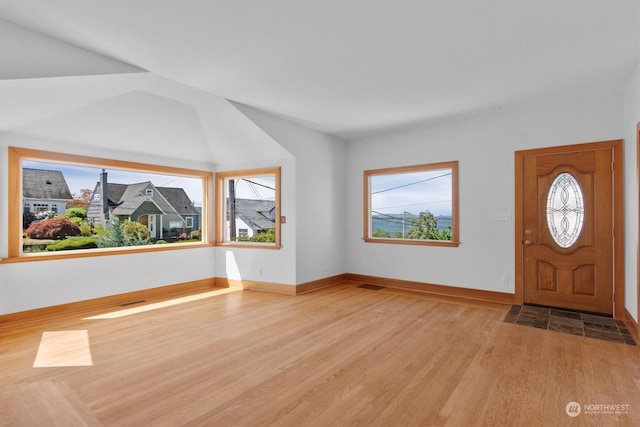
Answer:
514, 140, 624, 319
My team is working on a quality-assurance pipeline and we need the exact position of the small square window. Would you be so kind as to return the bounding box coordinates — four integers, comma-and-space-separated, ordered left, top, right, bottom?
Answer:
364, 161, 459, 247
216, 167, 281, 248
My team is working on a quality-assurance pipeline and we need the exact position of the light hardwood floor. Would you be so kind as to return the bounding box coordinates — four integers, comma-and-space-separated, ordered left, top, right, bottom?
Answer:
1, 282, 639, 426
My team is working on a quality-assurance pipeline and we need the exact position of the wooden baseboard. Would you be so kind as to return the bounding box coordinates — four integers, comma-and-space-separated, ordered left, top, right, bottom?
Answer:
345, 273, 515, 305
215, 277, 297, 295
0, 278, 218, 328
623, 308, 638, 340
214, 274, 347, 295
295, 274, 348, 294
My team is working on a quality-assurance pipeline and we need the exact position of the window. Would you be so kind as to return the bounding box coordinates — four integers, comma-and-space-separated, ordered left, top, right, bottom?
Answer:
364, 161, 459, 246
33, 203, 49, 214
546, 172, 585, 248
146, 189, 154, 197
186, 217, 194, 228
6, 147, 213, 261
215, 167, 281, 248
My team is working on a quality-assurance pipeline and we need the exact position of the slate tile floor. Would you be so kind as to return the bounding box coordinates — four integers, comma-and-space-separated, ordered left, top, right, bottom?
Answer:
504, 305, 637, 346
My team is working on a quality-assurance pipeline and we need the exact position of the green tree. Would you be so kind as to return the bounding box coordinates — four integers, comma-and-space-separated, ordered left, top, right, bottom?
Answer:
97, 218, 150, 247
406, 211, 452, 241
372, 229, 390, 238
96, 218, 128, 248
65, 207, 87, 220
238, 227, 276, 243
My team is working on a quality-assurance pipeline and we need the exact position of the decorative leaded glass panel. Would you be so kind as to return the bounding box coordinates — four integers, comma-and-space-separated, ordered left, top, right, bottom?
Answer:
546, 173, 585, 248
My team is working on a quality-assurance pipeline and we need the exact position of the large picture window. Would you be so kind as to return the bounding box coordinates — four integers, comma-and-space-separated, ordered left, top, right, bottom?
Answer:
6, 147, 212, 261
364, 161, 459, 246
215, 167, 281, 248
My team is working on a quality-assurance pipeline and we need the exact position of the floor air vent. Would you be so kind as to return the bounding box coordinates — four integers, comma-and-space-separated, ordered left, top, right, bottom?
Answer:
357, 284, 385, 291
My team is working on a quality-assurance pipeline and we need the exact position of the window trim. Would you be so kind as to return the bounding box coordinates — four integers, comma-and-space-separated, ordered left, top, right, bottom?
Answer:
363, 161, 459, 247
4, 147, 214, 263
215, 167, 281, 249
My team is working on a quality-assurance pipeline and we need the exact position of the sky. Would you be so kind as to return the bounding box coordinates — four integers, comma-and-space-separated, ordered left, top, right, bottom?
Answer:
370, 167, 452, 217
225, 176, 275, 201
24, 160, 205, 205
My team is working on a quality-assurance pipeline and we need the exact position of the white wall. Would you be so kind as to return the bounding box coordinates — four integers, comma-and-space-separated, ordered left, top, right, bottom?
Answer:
346, 92, 624, 296
623, 61, 640, 323
214, 156, 297, 287
0, 134, 217, 315
232, 103, 348, 285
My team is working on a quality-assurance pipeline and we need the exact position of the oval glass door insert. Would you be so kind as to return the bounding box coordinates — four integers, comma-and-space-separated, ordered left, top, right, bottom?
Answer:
546, 173, 585, 248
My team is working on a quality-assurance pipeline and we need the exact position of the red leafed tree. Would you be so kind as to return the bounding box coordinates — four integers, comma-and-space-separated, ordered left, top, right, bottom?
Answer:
25, 217, 81, 240
67, 189, 93, 210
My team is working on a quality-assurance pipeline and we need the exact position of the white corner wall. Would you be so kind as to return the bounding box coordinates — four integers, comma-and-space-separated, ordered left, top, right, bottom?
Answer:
231, 103, 348, 285
346, 92, 624, 297
213, 156, 297, 287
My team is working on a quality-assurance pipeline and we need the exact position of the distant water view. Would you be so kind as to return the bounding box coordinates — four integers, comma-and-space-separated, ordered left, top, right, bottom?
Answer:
372, 214, 452, 236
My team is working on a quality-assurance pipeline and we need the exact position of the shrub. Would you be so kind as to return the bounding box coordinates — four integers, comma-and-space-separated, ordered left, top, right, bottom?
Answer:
46, 236, 99, 251
65, 207, 87, 220
25, 217, 81, 240
96, 218, 127, 248
122, 220, 151, 244
155, 239, 168, 244
97, 218, 151, 247
78, 221, 93, 236
68, 217, 84, 227
238, 227, 276, 243
93, 224, 109, 237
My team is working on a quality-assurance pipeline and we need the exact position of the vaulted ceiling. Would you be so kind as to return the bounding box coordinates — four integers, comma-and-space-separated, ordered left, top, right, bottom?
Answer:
1, 1, 638, 143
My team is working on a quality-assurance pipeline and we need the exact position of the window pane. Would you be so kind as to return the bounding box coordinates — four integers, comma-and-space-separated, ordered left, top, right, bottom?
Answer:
216, 167, 280, 247
365, 162, 458, 246
546, 172, 585, 248
20, 157, 205, 254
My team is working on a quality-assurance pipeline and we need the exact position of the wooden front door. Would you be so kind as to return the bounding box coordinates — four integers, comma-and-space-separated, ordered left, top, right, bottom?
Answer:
521, 145, 615, 314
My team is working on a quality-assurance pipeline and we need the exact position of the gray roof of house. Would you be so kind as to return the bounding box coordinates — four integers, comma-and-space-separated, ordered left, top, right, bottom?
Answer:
233, 198, 275, 231
93, 181, 197, 217
23, 168, 73, 200
157, 187, 198, 215
111, 182, 158, 216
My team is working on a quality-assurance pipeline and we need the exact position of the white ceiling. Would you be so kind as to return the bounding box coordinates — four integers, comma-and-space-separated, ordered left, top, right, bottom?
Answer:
0, 1, 638, 140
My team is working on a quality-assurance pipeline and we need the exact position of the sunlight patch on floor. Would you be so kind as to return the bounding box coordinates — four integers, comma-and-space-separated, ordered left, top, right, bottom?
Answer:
83, 287, 240, 320
33, 330, 93, 367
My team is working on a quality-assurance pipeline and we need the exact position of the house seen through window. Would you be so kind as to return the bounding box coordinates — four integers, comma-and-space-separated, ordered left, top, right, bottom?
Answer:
216, 167, 281, 247
10, 147, 210, 258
